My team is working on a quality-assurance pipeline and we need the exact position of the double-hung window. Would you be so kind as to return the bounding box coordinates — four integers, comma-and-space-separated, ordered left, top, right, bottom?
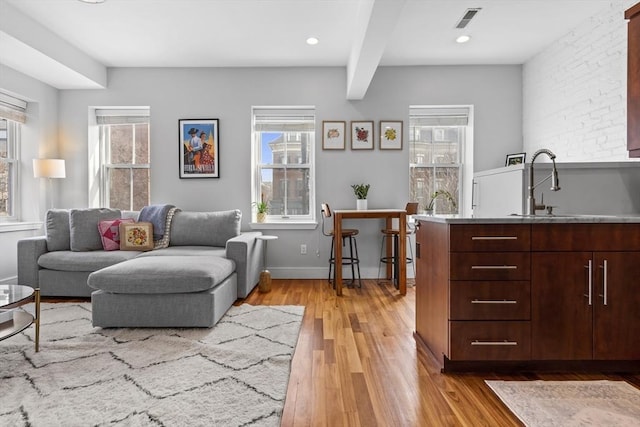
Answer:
0, 92, 26, 221
409, 106, 473, 214
251, 107, 315, 224
95, 108, 150, 210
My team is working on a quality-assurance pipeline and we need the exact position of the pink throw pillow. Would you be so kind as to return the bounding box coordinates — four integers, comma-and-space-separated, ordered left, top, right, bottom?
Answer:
98, 218, 135, 251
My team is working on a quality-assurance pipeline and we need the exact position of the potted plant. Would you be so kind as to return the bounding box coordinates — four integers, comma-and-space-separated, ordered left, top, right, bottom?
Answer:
351, 183, 370, 210
426, 190, 456, 215
253, 195, 269, 223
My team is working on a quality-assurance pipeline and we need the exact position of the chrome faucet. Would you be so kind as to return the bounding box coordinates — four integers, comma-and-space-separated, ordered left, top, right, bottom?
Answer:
527, 148, 561, 215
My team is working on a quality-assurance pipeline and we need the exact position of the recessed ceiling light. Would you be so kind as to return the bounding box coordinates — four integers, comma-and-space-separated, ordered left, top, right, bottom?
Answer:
77, 0, 105, 3
306, 37, 319, 46
456, 35, 471, 44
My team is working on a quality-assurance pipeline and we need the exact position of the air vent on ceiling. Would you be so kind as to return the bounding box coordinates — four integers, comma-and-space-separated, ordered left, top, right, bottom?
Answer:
455, 8, 481, 29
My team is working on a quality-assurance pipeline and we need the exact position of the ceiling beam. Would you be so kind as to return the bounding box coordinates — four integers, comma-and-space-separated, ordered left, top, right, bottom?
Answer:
0, 0, 106, 89
346, 0, 407, 100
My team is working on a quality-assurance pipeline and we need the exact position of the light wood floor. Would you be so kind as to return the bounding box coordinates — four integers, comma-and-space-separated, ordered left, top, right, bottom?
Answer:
242, 278, 640, 427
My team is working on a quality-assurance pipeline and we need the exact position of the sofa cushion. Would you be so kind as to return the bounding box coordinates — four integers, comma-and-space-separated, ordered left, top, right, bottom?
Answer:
87, 255, 236, 294
45, 209, 71, 251
38, 250, 141, 272
70, 208, 121, 251
98, 218, 135, 251
169, 210, 241, 247
136, 245, 226, 258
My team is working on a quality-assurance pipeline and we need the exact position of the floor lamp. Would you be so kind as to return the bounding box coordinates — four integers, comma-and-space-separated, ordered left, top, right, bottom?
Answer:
33, 158, 66, 210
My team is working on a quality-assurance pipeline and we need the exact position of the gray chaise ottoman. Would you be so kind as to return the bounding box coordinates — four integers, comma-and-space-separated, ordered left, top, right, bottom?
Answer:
88, 255, 237, 327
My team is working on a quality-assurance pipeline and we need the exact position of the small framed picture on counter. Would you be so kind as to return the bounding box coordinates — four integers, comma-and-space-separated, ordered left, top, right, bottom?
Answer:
505, 152, 526, 166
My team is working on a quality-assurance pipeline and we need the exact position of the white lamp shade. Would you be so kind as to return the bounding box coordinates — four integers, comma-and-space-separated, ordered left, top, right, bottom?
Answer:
33, 159, 66, 178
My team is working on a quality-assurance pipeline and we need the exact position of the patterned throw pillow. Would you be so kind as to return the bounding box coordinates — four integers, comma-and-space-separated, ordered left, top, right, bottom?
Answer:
98, 218, 135, 251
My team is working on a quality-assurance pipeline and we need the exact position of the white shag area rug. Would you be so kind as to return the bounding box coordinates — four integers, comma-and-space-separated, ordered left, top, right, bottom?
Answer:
486, 380, 640, 427
0, 303, 304, 427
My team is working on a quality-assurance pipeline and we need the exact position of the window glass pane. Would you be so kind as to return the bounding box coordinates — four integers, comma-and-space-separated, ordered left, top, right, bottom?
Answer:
0, 162, 9, 217
434, 167, 459, 214
286, 168, 310, 215
109, 125, 133, 164
134, 123, 149, 164
410, 166, 434, 211
132, 168, 149, 211
108, 168, 131, 210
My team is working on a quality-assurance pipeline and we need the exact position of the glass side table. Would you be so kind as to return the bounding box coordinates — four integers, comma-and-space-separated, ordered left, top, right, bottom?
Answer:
256, 235, 278, 293
0, 285, 40, 352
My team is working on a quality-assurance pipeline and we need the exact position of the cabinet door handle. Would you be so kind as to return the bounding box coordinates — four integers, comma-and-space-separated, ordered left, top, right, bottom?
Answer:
471, 265, 517, 270
471, 236, 518, 240
472, 180, 478, 208
583, 260, 593, 306
471, 299, 517, 304
600, 259, 608, 306
471, 340, 518, 346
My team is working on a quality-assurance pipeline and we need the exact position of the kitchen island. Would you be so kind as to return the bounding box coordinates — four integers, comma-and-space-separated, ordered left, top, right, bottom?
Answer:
414, 214, 640, 372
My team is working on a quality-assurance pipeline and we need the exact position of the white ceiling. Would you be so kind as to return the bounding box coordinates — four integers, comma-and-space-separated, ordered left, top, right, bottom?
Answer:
0, 0, 627, 95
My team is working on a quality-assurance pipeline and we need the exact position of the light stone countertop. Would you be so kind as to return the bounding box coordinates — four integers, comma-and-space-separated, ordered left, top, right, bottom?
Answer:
414, 214, 640, 224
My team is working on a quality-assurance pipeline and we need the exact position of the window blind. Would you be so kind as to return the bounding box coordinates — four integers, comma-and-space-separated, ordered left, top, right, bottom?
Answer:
410, 107, 470, 126
0, 92, 27, 123
95, 108, 150, 125
253, 107, 315, 132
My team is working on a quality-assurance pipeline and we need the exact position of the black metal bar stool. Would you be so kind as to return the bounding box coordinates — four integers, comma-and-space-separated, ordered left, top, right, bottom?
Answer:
321, 203, 362, 288
377, 202, 418, 288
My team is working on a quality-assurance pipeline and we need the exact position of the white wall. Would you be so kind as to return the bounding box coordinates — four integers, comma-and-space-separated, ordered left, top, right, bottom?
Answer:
54, 65, 522, 279
523, 0, 638, 161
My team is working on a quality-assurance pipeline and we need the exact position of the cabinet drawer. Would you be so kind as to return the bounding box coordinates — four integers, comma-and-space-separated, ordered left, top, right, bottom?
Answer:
532, 223, 640, 251
450, 252, 530, 280
449, 321, 531, 361
450, 224, 530, 252
450, 281, 530, 320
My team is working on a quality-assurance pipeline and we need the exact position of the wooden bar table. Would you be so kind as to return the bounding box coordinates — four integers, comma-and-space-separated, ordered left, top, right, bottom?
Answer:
333, 209, 407, 296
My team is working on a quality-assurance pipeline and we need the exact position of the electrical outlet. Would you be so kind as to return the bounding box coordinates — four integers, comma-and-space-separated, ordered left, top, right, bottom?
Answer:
300, 244, 307, 254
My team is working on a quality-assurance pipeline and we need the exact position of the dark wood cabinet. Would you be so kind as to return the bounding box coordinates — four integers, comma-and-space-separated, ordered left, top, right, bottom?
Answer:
531, 251, 640, 361
415, 221, 531, 366
627, 3, 640, 157
531, 251, 594, 360
416, 219, 640, 372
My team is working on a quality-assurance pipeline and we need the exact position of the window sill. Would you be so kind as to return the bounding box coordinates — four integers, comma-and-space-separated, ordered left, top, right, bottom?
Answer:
0, 221, 43, 233
250, 221, 318, 230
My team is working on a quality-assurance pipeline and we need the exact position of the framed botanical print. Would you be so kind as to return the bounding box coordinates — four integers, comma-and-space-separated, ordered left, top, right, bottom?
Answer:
350, 121, 374, 150
179, 118, 219, 178
322, 121, 346, 150
379, 120, 403, 150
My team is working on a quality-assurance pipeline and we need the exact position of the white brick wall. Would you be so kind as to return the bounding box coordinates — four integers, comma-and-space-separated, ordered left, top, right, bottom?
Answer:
523, 0, 638, 161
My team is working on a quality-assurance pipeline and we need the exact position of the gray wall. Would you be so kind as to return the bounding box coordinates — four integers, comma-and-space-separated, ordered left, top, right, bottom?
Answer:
56, 65, 522, 279
2, 64, 522, 280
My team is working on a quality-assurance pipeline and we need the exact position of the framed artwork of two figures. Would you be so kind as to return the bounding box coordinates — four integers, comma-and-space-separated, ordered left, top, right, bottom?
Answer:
179, 119, 219, 178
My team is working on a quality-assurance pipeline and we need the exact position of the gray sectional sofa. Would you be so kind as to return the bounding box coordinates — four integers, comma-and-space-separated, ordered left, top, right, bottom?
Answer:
17, 208, 263, 327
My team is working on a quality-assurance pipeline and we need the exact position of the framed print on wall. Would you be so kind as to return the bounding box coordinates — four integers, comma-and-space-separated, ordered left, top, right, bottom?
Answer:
322, 121, 346, 150
379, 120, 403, 150
179, 118, 219, 178
350, 121, 374, 150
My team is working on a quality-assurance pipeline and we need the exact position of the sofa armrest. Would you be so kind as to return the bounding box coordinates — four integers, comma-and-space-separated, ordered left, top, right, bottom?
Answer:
17, 236, 48, 287
226, 231, 263, 298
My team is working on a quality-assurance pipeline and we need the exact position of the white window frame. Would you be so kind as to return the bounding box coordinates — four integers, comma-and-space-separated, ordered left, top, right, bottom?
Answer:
409, 105, 474, 216
251, 106, 316, 229
0, 119, 19, 221
90, 107, 150, 210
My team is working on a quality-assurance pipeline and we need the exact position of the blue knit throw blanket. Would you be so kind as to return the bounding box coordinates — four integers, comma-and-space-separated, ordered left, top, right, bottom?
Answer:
138, 204, 175, 241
